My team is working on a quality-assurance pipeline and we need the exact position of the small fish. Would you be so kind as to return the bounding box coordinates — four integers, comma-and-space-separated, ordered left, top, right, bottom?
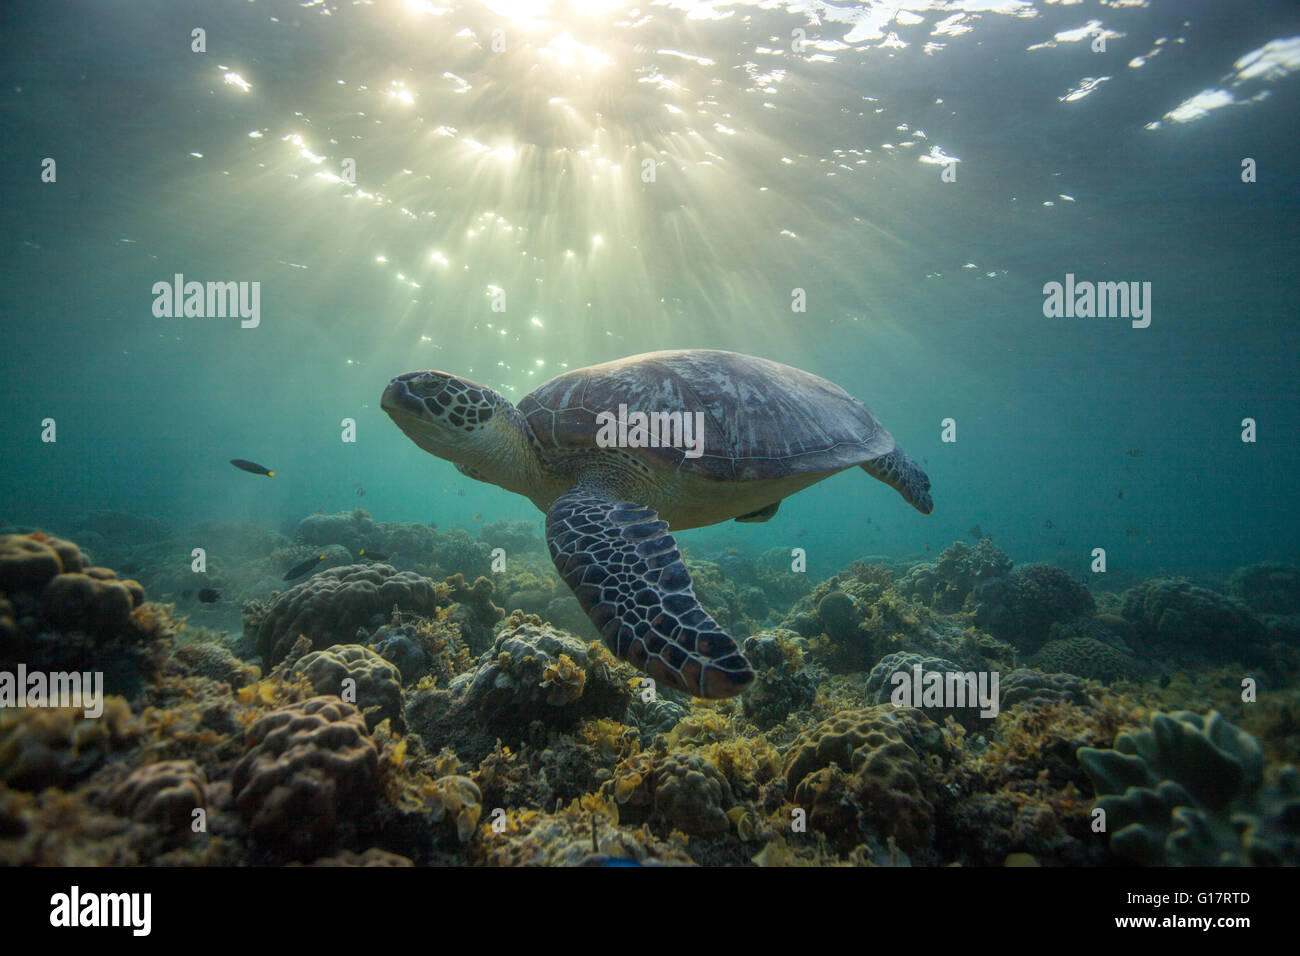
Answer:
180, 589, 193, 599
967, 524, 983, 541
1056, 537, 1066, 546
472, 513, 482, 521
284, 554, 325, 580
359, 549, 389, 562
1125, 527, 1139, 539
197, 587, 221, 603
924, 544, 931, 552
230, 458, 274, 477
1044, 520, 1054, 530
1126, 448, 1142, 458
355, 483, 366, 497
457, 489, 466, 497
866, 517, 872, 524
1116, 489, 1124, 500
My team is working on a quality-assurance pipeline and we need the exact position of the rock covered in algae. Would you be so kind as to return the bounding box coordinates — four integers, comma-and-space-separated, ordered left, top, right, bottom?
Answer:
896, 538, 1013, 612
0, 698, 139, 790
253, 563, 442, 667
291, 643, 404, 732
1078, 710, 1300, 865
740, 631, 819, 728
230, 696, 379, 859
451, 620, 627, 728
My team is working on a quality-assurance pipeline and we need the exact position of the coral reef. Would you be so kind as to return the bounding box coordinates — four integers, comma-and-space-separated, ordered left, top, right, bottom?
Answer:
290, 644, 405, 732
230, 696, 380, 859
897, 539, 1012, 612
1079, 710, 1300, 865
1229, 562, 1300, 616
740, 631, 820, 728
451, 620, 627, 730
1122, 578, 1266, 661
1031, 637, 1138, 683
783, 706, 946, 854
252, 563, 443, 667
109, 759, 206, 834
971, 564, 1094, 652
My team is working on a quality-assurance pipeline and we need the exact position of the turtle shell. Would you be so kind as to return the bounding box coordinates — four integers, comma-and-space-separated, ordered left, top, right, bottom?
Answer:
517, 349, 895, 482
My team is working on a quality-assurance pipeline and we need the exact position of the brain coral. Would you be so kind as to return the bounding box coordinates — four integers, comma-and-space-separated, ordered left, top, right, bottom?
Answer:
784, 706, 945, 853
1030, 637, 1138, 683
651, 752, 734, 837
291, 644, 404, 732
230, 696, 379, 859
999, 668, 1090, 710
865, 651, 988, 730
1121, 578, 1265, 659
971, 564, 1094, 652
1079, 710, 1300, 865
109, 759, 206, 834
1228, 562, 1300, 616
254, 563, 443, 667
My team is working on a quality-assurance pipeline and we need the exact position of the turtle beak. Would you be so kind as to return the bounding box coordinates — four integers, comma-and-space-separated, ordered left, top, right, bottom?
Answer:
381, 373, 432, 418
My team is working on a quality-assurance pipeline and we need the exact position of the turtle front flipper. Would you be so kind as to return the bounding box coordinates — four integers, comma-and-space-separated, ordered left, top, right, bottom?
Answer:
546, 483, 754, 699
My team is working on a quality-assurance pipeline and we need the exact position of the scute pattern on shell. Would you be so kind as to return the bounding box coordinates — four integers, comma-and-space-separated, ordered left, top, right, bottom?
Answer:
517, 350, 895, 481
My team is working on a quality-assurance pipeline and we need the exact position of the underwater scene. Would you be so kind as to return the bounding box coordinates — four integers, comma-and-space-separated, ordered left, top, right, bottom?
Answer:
2, 0, 1299, 889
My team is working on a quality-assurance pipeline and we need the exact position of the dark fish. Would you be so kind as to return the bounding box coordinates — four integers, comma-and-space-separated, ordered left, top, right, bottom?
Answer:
1056, 537, 1066, 546
355, 483, 366, 497
924, 544, 931, 551
180, 590, 193, 599
284, 554, 325, 580
457, 489, 466, 497
866, 517, 872, 524
967, 524, 983, 540
1117, 489, 1124, 499
1044, 520, 1054, 530
197, 587, 221, 603
231, 458, 275, 477
472, 513, 483, 521
359, 549, 389, 561
1126, 448, 1142, 458
1125, 527, 1139, 539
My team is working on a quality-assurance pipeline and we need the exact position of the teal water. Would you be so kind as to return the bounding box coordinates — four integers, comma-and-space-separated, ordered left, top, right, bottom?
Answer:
2, 0, 1297, 578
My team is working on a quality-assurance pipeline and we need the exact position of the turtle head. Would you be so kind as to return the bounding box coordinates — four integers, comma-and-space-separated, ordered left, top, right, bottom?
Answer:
381, 370, 506, 461
382, 371, 541, 495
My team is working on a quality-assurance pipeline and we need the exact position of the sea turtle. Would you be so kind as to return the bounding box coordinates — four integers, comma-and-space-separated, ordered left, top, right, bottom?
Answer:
381, 349, 932, 699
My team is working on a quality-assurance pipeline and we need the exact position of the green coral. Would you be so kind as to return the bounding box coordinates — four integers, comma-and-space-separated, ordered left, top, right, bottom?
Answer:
1079, 711, 1300, 865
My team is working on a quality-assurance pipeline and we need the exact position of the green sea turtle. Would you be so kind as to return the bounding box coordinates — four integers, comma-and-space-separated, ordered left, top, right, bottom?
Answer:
382, 349, 932, 699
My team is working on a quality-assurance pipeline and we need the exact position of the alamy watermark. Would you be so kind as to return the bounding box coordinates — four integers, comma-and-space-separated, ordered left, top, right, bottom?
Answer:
595, 405, 706, 459
889, 664, 1000, 718
151, 273, 260, 328
1042, 273, 1151, 328
0, 665, 104, 718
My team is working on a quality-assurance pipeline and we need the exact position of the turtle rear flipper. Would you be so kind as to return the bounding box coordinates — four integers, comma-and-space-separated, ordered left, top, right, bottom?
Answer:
546, 483, 754, 699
